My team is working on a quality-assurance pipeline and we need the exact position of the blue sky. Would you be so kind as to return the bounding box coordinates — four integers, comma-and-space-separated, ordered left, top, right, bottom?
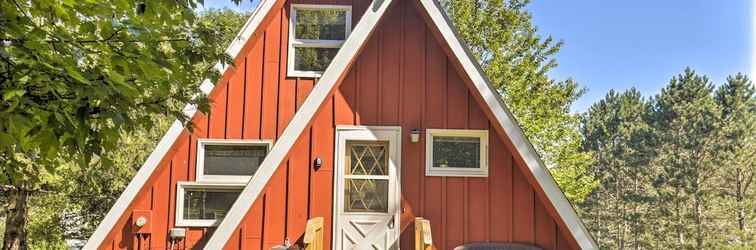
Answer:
201, 0, 752, 112
528, 1, 752, 112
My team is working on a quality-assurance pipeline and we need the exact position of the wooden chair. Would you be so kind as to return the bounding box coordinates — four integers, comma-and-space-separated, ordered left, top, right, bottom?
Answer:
303, 217, 324, 250
415, 217, 433, 250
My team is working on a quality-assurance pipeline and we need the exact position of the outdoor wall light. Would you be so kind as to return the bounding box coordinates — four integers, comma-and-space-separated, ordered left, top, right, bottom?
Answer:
314, 157, 322, 170
410, 129, 421, 143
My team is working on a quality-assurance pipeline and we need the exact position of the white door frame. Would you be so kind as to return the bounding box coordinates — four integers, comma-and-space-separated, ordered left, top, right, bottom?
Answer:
333, 125, 402, 250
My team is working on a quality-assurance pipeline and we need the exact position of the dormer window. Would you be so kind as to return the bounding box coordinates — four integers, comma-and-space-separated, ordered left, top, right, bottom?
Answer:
288, 4, 352, 77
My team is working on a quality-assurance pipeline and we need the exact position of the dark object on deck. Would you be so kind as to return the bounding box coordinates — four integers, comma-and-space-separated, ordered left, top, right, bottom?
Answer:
453, 243, 544, 250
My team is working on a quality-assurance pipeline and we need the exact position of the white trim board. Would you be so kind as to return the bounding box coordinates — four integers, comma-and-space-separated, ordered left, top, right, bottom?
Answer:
287, 4, 353, 78
174, 182, 245, 227
417, 0, 598, 248
425, 129, 489, 177
195, 139, 272, 183
202, 0, 395, 248
82, 1, 274, 249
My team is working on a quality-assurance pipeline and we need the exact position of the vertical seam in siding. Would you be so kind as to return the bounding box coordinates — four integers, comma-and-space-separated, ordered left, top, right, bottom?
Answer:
242, 57, 248, 138
376, 28, 383, 125
260, 195, 267, 250
225, 82, 230, 139
167, 159, 174, 238
284, 161, 290, 239
274, 12, 283, 139
307, 126, 313, 219
259, 32, 267, 139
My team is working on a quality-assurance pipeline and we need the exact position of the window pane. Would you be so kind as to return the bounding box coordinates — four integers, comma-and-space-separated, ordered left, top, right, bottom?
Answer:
294, 47, 339, 72
183, 189, 241, 220
344, 179, 388, 213
204, 144, 267, 176
347, 142, 388, 176
432, 136, 480, 169
295, 9, 347, 40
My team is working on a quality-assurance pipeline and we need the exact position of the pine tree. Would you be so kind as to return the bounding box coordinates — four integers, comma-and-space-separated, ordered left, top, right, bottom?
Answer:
648, 68, 720, 249
581, 88, 654, 249
712, 73, 756, 247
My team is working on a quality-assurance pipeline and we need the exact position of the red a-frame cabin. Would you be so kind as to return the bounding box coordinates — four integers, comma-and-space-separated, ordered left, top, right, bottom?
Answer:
85, 0, 598, 249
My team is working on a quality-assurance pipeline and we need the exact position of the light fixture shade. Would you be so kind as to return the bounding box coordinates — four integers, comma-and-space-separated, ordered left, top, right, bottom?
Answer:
410, 129, 421, 143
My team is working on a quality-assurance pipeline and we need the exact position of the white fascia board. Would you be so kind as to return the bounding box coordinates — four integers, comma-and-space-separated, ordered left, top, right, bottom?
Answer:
417, 0, 598, 249
202, 0, 395, 248
82, 1, 273, 249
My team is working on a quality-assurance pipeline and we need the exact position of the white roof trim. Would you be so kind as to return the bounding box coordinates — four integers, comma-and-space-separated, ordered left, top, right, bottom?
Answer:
418, 0, 597, 248
82, 1, 272, 249
202, 0, 395, 248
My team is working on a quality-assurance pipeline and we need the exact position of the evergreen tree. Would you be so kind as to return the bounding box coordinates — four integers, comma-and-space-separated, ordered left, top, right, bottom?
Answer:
712, 73, 756, 247
648, 68, 720, 249
442, 0, 595, 203
581, 89, 654, 249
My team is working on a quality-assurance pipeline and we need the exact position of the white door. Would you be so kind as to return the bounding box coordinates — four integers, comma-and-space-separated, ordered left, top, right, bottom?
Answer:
334, 126, 401, 250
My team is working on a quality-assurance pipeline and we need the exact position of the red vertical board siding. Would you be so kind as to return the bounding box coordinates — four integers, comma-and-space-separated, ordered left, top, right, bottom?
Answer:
244, 38, 264, 140
535, 197, 557, 250
399, 0, 426, 248
356, 32, 380, 124
467, 96, 490, 243
261, 10, 282, 140
209, 82, 229, 139
490, 135, 513, 242
227, 65, 246, 139
296, 79, 314, 110
243, 199, 265, 250
513, 165, 536, 243
278, 2, 297, 137
168, 134, 190, 250
310, 97, 335, 250
96, 1, 584, 249
335, 71, 357, 125
423, 9, 447, 248
378, 3, 401, 126
262, 166, 287, 249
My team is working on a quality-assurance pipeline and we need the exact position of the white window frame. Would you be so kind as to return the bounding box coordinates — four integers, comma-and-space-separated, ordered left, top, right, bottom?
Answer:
196, 139, 272, 183
425, 129, 489, 177
288, 4, 352, 78
175, 182, 245, 227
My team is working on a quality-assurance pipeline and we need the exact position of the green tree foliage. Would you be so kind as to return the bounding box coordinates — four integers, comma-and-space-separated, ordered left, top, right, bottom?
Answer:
582, 69, 756, 249
581, 89, 654, 249
0, 1, 249, 247
711, 74, 756, 247
649, 68, 720, 249
442, 0, 596, 203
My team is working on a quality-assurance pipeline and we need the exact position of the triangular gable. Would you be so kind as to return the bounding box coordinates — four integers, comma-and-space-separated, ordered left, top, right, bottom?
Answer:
205, 0, 597, 249
415, 0, 597, 248
203, 0, 395, 248
85, 0, 598, 248
83, 0, 286, 248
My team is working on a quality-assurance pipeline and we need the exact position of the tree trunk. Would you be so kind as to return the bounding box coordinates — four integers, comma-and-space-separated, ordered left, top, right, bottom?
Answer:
735, 168, 745, 231
2, 188, 29, 250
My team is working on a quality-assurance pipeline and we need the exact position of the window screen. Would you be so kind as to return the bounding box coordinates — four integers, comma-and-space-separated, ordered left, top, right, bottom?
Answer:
203, 144, 267, 176
289, 5, 351, 76
294, 9, 348, 40
432, 136, 481, 169
182, 188, 241, 220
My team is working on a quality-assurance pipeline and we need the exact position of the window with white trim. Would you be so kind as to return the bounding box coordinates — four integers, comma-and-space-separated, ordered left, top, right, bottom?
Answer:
175, 182, 243, 227
425, 129, 488, 177
196, 139, 271, 183
288, 4, 352, 77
